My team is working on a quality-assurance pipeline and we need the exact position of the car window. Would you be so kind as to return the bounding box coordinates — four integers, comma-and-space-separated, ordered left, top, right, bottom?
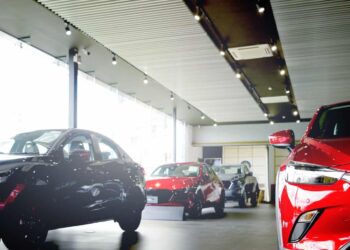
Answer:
151, 164, 200, 177
310, 104, 350, 139
62, 135, 94, 162
97, 138, 119, 161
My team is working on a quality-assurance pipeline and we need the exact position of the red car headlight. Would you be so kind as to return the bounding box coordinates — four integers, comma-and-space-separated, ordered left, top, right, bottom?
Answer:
286, 161, 345, 185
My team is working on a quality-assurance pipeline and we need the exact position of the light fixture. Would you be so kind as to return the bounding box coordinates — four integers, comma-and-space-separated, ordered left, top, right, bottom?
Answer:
257, 4, 265, 14
264, 113, 268, 117
111, 55, 117, 65
220, 50, 225, 56
271, 44, 277, 52
143, 75, 149, 84
293, 110, 298, 116
270, 121, 274, 125
213, 123, 217, 127
65, 23, 71, 36
170, 92, 174, 101
296, 120, 301, 123
279, 69, 286, 76
194, 7, 201, 21
268, 86, 273, 91
282, 116, 286, 119
201, 115, 205, 120
285, 88, 290, 94
236, 72, 242, 79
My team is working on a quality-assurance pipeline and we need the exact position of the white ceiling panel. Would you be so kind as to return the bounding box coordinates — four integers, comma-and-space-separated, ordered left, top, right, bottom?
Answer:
37, 0, 266, 122
270, 0, 350, 118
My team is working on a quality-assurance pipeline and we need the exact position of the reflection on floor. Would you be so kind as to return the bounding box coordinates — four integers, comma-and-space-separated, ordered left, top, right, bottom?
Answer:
0, 203, 277, 250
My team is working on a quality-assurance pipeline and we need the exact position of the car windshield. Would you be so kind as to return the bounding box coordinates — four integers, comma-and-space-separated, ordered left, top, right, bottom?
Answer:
309, 104, 350, 139
213, 165, 242, 175
0, 130, 63, 155
151, 164, 200, 177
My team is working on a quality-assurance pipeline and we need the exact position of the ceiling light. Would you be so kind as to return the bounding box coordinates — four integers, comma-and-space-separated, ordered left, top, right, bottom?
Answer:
271, 45, 277, 52
282, 116, 286, 119
293, 110, 298, 116
236, 72, 242, 79
257, 4, 265, 14
112, 56, 117, 65
285, 88, 290, 94
264, 113, 268, 117
213, 123, 217, 127
65, 24, 71, 36
268, 86, 273, 91
201, 115, 205, 120
296, 120, 301, 123
170, 92, 174, 101
143, 75, 148, 84
279, 69, 286, 76
261, 96, 289, 104
220, 50, 225, 56
194, 7, 201, 21
270, 121, 274, 125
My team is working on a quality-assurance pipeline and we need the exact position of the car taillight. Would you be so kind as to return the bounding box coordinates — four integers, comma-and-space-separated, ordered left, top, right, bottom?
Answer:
6, 184, 25, 204
286, 161, 344, 185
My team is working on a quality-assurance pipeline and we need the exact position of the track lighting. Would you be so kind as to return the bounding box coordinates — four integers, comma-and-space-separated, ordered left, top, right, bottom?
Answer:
65, 23, 71, 36
112, 55, 117, 65
170, 92, 174, 101
293, 110, 298, 116
279, 69, 286, 76
236, 72, 242, 79
143, 75, 149, 84
201, 115, 205, 120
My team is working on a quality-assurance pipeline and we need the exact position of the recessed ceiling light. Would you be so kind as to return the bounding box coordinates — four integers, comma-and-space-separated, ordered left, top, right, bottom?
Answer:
270, 121, 274, 125
194, 7, 201, 21
257, 4, 265, 14
65, 24, 71, 36
236, 72, 242, 79
296, 120, 300, 123
213, 123, 217, 127
271, 45, 277, 52
293, 110, 298, 116
220, 50, 225, 56
201, 115, 205, 120
112, 56, 117, 65
280, 69, 286, 76
285, 88, 290, 94
282, 116, 286, 119
170, 92, 174, 101
143, 75, 148, 84
264, 113, 268, 117
268, 86, 273, 91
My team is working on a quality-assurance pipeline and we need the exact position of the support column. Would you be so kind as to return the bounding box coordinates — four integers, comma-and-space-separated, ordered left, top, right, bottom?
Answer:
68, 48, 78, 128
173, 107, 177, 162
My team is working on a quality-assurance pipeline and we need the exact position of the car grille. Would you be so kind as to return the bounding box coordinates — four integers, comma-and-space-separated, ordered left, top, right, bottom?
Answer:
222, 181, 231, 189
146, 189, 174, 203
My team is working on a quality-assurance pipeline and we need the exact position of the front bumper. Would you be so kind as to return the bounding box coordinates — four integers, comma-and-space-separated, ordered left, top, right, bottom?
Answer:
145, 189, 195, 210
278, 169, 350, 250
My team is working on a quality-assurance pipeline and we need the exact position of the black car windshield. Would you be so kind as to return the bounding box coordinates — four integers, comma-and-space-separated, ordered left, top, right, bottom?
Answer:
309, 104, 350, 139
213, 165, 242, 175
151, 164, 200, 177
0, 130, 63, 155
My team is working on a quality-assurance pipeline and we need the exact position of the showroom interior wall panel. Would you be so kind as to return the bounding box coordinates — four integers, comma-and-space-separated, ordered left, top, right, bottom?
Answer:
0, 31, 68, 141
223, 145, 269, 201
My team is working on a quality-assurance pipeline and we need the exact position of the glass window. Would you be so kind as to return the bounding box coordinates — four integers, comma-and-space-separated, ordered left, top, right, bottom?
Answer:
98, 139, 119, 161
63, 135, 94, 162
310, 104, 350, 139
151, 164, 199, 177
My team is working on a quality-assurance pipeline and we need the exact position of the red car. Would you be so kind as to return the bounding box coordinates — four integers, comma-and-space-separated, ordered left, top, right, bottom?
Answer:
145, 162, 225, 218
269, 101, 350, 250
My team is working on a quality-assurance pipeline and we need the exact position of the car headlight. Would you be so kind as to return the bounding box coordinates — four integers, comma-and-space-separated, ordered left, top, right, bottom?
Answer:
286, 161, 346, 185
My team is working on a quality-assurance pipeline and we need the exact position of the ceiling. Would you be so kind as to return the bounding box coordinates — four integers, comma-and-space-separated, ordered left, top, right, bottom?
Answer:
1, 0, 349, 126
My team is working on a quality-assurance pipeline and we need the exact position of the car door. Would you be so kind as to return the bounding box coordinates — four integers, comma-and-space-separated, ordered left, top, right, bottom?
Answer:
200, 164, 217, 203
50, 133, 97, 227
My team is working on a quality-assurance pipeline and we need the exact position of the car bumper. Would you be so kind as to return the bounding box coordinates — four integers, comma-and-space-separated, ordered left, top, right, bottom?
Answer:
278, 169, 350, 250
145, 189, 195, 210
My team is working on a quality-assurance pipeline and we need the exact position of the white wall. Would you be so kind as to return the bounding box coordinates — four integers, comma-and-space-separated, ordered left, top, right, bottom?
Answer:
193, 122, 308, 145
184, 125, 203, 162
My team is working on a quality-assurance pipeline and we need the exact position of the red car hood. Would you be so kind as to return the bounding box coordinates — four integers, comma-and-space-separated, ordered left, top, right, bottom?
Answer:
292, 137, 350, 169
146, 176, 199, 190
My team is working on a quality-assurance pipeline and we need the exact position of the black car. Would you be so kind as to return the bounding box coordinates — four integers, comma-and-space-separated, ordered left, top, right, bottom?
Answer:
213, 163, 259, 208
0, 129, 146, 250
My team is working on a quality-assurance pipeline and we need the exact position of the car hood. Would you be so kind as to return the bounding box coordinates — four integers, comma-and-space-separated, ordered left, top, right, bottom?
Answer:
146, 176, 199, 190
0, 154, 40, 172
292, 137, 350, 169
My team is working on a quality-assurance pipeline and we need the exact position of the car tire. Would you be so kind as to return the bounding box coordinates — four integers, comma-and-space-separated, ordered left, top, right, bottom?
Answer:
118, 208, 142, 232
2, 213, 47, 250
214, 191, 225, 217
238, 191, 248, 208
190, 194, 203, 219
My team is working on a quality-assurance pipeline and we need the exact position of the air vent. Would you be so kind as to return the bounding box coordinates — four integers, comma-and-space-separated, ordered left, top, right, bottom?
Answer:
228, 44, 273, 60
261, 96, 289, 104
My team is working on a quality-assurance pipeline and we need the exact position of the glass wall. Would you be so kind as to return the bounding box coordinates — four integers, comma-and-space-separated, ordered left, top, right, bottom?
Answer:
0, 31, 68, 141
0, 31, 190, 174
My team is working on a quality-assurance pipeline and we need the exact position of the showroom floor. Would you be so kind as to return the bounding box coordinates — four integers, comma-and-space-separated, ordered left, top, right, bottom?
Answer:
0, 203, 277, 250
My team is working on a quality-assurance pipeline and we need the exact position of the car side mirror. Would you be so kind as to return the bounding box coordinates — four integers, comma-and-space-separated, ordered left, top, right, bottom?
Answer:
69, 150, 90, 163
269, 129, 295, 151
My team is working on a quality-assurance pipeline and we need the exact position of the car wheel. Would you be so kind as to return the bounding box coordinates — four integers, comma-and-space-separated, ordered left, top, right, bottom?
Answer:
214, 191, 225, 217
238, 191, 248, 208
118, 208, 142, 232
2, 213, 47, 250
190, 194, 203, 219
